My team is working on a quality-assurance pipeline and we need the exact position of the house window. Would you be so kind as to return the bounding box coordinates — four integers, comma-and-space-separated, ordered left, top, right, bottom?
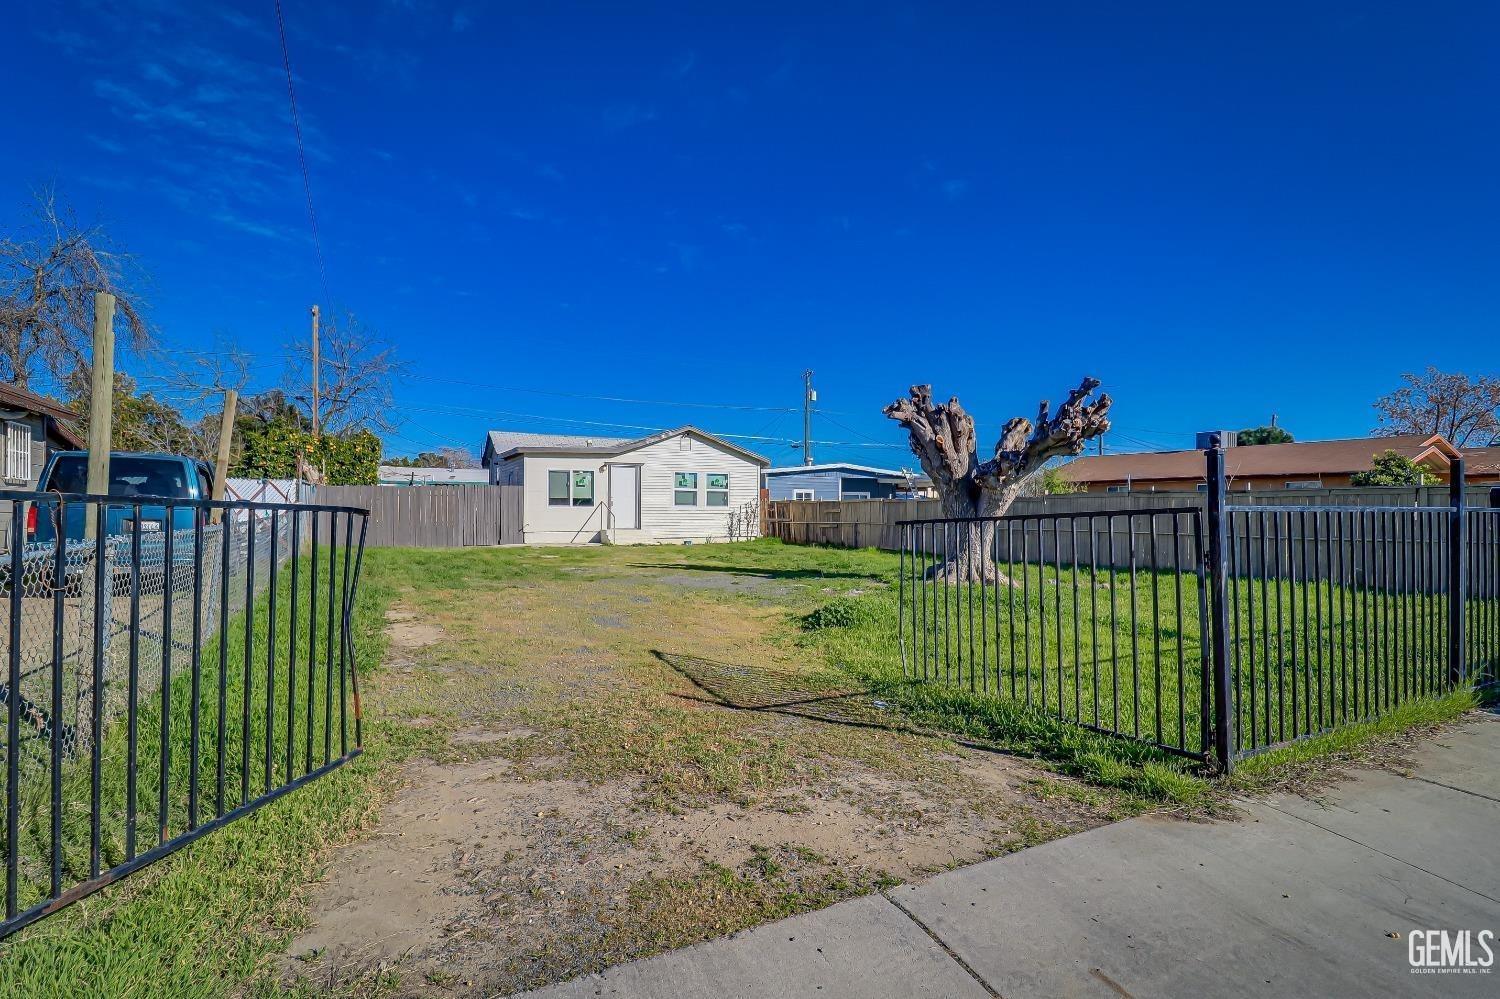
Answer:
1284, 480, 1322, 490
792, 489, 815, 501
706, 473, 729, 507
548, 469, 595, 506
843, 491, 871, 500
571, 470, 594, 506
1196, 483, 1209, 493
5, 422, 32, 482
1106, 484, 1131, 494
674, 472, 698, 505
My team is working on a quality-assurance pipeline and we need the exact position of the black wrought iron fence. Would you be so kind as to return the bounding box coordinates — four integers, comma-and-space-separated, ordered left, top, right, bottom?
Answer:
1468, 508, 1500, 683
0, 490, 368, 941
1221, 505, 1456, 757
898, 453, 1500, 771
900, 509, 1209, 758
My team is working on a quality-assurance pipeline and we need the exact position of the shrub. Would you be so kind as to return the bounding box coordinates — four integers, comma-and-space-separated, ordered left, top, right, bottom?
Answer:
803, 597, 871, 630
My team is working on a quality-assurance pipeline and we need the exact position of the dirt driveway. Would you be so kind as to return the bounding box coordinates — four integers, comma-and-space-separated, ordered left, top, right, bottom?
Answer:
280, 545, 1143, 997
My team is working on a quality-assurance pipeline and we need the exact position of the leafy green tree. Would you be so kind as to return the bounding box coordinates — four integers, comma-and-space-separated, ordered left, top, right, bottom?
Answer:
1350, 450, 1434, 487
1237, 425, 1293, 446
66, 370, 201, 455
383, 447, 478, 469
233, 421, 381, 485
1041, 465, 1083, 494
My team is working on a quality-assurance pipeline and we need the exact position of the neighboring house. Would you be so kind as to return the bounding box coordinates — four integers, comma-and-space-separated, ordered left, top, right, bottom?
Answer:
1461, 446, 1500, 487
762, 463, 933, 501
0, 383, 86, 545
1060, 434, 1466, 493
377, 465, 490, 486
0, 384, 85, 490
481, 426, 768, 544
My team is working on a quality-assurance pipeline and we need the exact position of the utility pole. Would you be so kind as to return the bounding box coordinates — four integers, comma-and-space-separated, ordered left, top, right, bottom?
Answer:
310, 303, 321, 438
210, 389, 237, 525
84, 292, 116, 540
802, 369, 815, 466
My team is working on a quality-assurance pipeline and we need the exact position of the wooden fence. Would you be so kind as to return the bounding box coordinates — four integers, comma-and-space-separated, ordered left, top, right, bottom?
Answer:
765, 487, 1500, 556
314, 484, 522, 548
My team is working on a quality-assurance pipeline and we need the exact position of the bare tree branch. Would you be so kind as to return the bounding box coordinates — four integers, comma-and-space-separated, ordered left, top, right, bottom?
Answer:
284, 310, 405, 435
0, 188, 152, 390
1373, 367, 1500, 446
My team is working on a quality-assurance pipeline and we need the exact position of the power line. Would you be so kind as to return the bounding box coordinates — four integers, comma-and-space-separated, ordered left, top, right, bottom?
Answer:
399, 400, 908, 450
404, 372, 799, 413
817, 410, 895, 447
274, 0, 331, 305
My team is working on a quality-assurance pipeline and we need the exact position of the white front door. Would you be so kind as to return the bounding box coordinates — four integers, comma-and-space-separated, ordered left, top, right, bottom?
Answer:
611, 464, 641, 529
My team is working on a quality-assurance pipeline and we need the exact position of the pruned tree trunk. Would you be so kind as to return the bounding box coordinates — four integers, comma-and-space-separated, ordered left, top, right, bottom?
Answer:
885, 379, 1112, 584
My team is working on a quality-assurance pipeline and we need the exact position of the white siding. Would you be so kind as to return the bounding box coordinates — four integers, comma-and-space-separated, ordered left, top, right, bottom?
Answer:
518, 454, 611, 543
515, 431, 761, 544
628, 434, 759, 542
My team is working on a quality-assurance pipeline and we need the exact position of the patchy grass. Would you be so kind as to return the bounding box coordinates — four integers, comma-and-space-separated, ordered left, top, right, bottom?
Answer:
276, 543, 1155, 994
1, 538, 1482, 998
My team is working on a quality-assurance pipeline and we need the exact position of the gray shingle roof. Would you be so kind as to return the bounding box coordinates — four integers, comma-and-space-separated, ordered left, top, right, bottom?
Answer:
485, 430, 632, 455
483, 425, 769, 466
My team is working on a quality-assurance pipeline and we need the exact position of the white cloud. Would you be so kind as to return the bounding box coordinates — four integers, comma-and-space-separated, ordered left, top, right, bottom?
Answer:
140, 62, 180, 86
602, 102, 659, 133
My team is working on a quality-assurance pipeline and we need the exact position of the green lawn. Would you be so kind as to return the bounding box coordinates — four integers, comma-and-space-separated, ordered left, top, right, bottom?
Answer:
897, 558, 1492, 760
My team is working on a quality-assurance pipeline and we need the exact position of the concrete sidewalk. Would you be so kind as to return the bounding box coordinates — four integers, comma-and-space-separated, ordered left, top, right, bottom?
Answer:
521, 713, 1500, 998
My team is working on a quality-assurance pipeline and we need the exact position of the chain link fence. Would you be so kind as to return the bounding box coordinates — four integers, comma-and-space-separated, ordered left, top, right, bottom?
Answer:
0, 493, 368, 939
1, 514, 294, 763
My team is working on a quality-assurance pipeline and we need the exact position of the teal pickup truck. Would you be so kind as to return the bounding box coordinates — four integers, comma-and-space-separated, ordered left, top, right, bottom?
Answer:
26, 451, 215, 544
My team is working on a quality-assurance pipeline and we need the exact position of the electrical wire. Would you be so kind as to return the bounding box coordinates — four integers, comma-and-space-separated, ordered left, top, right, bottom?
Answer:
274, 0, 331, 306
402, 371, 799, 413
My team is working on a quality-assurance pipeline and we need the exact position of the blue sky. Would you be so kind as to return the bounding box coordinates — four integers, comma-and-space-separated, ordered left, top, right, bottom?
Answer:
4, 1, 1496, 465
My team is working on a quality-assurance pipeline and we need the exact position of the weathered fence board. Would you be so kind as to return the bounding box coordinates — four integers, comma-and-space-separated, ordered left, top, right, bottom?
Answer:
766, 487, 1498, 563
314, 485, 521, 548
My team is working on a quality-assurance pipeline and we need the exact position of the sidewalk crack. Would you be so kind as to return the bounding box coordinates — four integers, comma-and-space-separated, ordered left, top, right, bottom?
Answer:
882, 889, 1003, 999
1403, 774, 1500, 805
1257, 800, 1500, 906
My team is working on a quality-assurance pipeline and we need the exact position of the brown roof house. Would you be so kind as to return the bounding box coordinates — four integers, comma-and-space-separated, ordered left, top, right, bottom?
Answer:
0, 382, 85, 490
1060, 433, 1474, 493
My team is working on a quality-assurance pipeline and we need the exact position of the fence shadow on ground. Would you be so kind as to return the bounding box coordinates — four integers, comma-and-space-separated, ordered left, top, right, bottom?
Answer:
631, 563, 880, 581
654, 650, 958, 744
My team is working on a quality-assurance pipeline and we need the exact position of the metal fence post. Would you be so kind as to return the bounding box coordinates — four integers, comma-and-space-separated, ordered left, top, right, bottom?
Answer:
1204, 441, 1234, 772
1449, 458, 1467, 685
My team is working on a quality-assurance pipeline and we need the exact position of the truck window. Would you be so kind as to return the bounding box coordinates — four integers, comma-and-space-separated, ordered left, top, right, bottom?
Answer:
45, 456, 192, 498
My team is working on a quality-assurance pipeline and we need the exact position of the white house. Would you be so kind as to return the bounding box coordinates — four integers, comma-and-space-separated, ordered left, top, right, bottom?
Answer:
481, 426, 768, 545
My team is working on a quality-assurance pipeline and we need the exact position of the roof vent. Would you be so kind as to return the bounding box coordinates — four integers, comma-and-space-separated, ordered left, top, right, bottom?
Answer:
1196, 430, 1238, 450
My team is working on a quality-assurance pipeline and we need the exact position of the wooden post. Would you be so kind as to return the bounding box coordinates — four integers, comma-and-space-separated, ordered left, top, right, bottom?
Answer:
210, 389, 237, 524
84, 293, 116, 539
310, 304, 321, 438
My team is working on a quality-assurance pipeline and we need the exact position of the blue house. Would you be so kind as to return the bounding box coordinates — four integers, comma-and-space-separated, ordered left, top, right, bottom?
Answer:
762, 463, 931, 501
